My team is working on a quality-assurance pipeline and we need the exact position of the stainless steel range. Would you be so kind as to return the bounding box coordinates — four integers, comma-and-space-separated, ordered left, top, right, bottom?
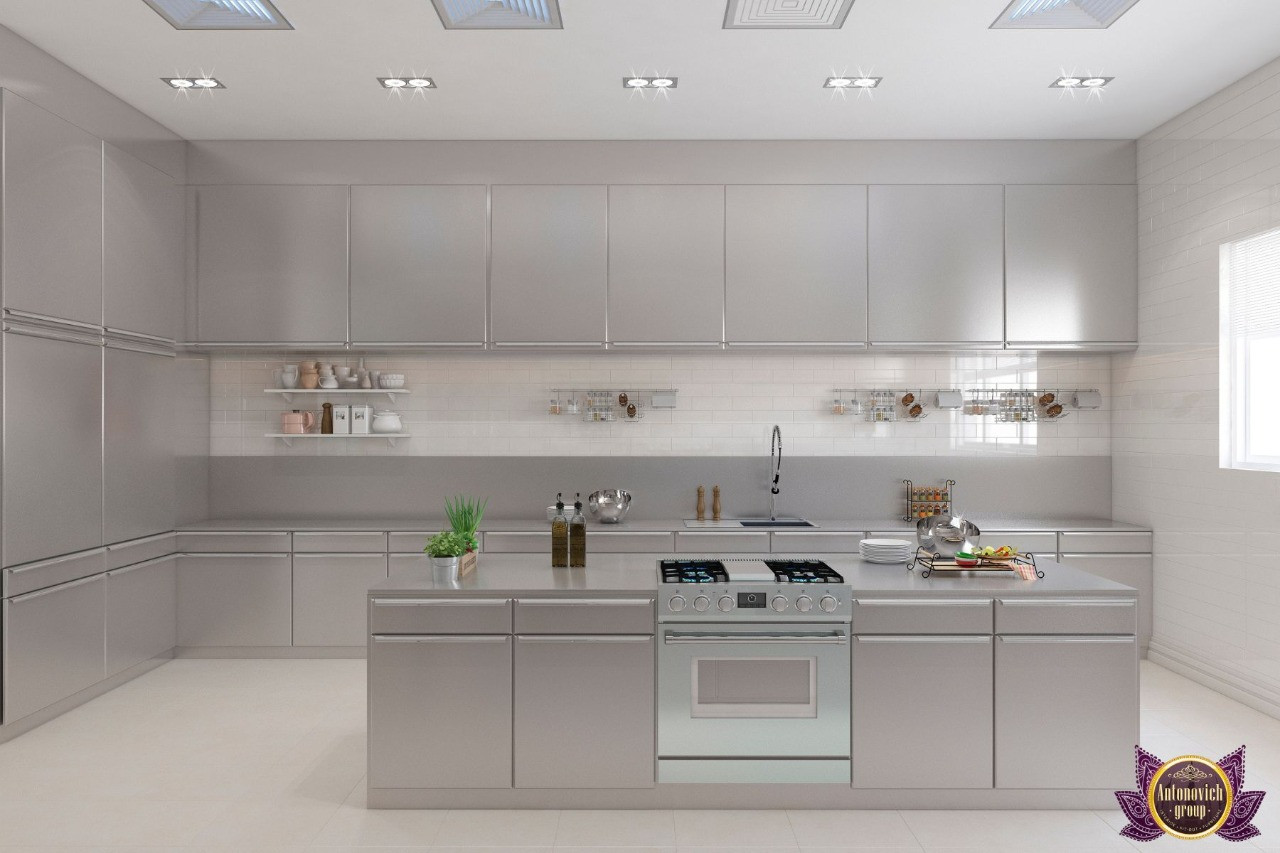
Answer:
657, 559, 851, 784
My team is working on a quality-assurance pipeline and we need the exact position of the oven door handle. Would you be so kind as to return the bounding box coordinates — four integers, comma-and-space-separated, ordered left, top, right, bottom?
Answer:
663, 631, 848, 645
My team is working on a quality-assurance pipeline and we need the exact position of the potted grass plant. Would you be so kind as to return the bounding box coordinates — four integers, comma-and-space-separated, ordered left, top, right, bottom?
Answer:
425, 531, 469, 583
444, 494, 487, 577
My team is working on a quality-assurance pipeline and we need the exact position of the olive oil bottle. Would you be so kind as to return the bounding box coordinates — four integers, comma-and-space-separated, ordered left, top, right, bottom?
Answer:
569, 493, 587, 568
551, 493, 568, 568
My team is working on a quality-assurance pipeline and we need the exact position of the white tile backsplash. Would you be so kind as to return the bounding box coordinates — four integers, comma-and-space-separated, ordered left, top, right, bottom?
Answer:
208, 351, 1110, 458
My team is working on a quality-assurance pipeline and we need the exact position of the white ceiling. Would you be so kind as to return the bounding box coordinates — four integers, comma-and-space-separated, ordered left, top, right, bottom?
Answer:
0, 0, 1278, 141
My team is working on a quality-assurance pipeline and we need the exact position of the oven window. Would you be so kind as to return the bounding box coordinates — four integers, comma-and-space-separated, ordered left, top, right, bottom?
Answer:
691, 657, 817, 718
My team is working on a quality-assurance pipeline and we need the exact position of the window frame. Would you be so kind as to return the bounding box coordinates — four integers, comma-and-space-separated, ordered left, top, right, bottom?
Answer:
1220, 227, 1280, 473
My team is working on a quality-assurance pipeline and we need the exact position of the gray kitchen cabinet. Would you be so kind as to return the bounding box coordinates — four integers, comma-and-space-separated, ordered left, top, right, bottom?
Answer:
868, 185, 1004, 344
293, 553, 389, 646
176, 554, 293, 647
853, 635, 992, 788
1060, 554, 1154, 649
725, 185, 868, 344
349, 185, 488, 344
1005, 185, 1138, 346
2, 327, 104, 568
2, 574, 106, 724
104, 345, 176, 545
995, 634, 1138, 789
1, 92, 102, 325
675, 531, 770, 553
490, 185, 607, 344
514, 634, 655, 788
368, 633, 513, 788
105, 555, 177, 675
194, 185, 349, 343
103, 144, 184, 340
608, 185, 724, 343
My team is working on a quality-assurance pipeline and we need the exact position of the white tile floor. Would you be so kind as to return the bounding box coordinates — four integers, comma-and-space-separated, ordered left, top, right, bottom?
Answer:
0, 659, 1278, 850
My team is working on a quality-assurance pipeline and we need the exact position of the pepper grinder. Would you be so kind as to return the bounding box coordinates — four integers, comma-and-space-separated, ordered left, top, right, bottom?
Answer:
712, 485, 721, 522
696, 485, 706, 521
321, 402, 334, 435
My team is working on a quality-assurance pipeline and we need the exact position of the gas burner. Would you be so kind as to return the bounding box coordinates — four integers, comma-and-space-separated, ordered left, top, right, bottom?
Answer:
765, 559, 844, 584
660, 559, 729, 584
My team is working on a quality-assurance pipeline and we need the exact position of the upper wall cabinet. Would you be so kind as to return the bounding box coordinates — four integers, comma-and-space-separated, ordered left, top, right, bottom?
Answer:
725, 185, 868, 344
608, 185, 724, 344
490, 185, 608, 345
194, 185, 348, 343
350, 185, 488, 344
104, 144, 184, 340
1005, 185, 1138, 346
868, 185, 1005, 345
2, 92, 102, 326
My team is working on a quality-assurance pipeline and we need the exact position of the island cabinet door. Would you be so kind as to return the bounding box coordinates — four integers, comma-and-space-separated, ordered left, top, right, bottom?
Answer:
995, 635, 1138, 789
514, 635, 655, 788
852, 635, 993, 788
368, 634, 512, 789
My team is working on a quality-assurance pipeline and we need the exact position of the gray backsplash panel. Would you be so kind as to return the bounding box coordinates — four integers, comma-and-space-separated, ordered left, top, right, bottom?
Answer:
208, 455, 1110, 522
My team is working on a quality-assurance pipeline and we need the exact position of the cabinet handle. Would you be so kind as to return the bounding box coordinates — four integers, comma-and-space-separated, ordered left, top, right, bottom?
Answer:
516, 635, 652, 643
352, 341, 486, 348
371, 598, 510, 607
664, 631, 847, 645
179, 531, 289, 536
106, 340, 177, 358
856, 635, 991, 644
870, 341, 1003, 349
491, 341, 606, 348
180, 553, 288, 558
10, 573, 103, 602
3, 323, 102, 347
997, 598, 1133, 607
516, 598, 653, 607
608, 341, 723, 347
372, 634, 509, 644
1005, 341, 1135, 350
107, 533, 175, 550
107, 555, 176, 576
104, 327, 177, 346
855, 598, 991, 607
998, 635, 1135, 644
295, 532, 385, 537
8, 548, 107, 573
726, 341, 866, 348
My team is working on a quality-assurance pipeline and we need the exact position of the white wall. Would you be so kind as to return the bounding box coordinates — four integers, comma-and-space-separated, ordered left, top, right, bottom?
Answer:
1115, 56, 1280, 709
212, 351, 1110, 457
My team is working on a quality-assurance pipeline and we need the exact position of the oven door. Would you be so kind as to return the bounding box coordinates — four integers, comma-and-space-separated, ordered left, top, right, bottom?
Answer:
658, 622, 850, 759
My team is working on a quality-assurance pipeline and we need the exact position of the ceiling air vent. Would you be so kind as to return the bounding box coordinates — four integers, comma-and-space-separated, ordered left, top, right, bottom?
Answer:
142, 0, 292, 30
990, 0, 1142, 29
430, 0, 562, 29
723, 0, 856, 30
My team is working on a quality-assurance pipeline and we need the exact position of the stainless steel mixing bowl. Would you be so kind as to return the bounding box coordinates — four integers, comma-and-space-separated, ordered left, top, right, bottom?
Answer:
588, 489, 632, 523
916, 514, 981, 558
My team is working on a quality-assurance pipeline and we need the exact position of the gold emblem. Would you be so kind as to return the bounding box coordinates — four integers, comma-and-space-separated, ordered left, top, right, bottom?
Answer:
1146, 755, 1234, 840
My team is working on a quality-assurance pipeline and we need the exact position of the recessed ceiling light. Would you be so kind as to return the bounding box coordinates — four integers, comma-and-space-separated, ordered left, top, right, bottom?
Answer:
991, 0, 1142, 29
143, 0, 292, 30
163, 77, 225, 89
1051, 75, 1112, 88
431, 0, 562, 29
825, 76, 880, 89
724, 0, 857, 29
379, 77, 436, 90
621, 77, 679, 89
381, 78, 407, 88
407, 78, 434, 88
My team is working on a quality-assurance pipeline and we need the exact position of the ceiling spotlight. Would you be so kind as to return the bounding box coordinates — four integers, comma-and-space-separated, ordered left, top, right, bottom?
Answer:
193, 78, 220, 88
166, 78, 194, 88
621, 76, 678, 89
851, 77, 879, 87
379, 78, 407, 88
826, 77, 854, 88
406, 78, 434, 88
1051, 75, 1111, 88
825, 76, 880, 89
163, 77, 224, 89
651, 77, 675, 88
1081, 77, 1107, 87
1056, 77, 1082, 87
625, 78, 648, 88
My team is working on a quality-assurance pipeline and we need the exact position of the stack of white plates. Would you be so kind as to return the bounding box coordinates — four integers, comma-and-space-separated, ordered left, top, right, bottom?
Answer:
860, 538, 915, 564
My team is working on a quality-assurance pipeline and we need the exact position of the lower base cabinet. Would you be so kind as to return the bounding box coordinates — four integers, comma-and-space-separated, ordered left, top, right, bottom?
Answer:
368, 634, 513, 789
293, 554, 388, 646
106, 556, 177, 675
177, 554, 292, 647
995, 635, 1138, 789
2, 574, 106, 723
852, 635, 993, 788
514, 635, 655, 788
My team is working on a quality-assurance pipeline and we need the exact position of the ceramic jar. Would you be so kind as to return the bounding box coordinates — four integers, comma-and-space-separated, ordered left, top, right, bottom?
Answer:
299, 361, 319, 390
371, 411, 403, 434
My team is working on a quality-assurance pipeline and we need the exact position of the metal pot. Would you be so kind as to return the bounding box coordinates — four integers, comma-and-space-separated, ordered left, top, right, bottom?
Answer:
588, 489, 632, 523
916, 514, 981, 558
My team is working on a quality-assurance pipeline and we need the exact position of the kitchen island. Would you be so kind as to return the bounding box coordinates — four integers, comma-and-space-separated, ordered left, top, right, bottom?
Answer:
367, 553, 1138, 810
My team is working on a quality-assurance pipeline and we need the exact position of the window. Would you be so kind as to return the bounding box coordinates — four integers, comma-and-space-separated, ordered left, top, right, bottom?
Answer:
1221, 226, 1280, 472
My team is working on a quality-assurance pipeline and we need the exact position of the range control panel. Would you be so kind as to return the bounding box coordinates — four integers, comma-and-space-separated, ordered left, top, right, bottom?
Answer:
659, 583, 852, 623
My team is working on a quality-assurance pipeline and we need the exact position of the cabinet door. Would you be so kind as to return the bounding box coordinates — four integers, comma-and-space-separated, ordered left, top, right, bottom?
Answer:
853, 635, 992, 788
490, 185, 607, 344
293, 553, 389, 646
368, 634, 512, 788
104, 346, 176, 545
3, 574, 106, 723
514, 635, 654, 788
725, 185, 868, 343
103, 144, 184, 340
868, 185, 1004, 344
176, 554, 293, 647
1061, 554, 1153, 649
2, 329, 103, 568
2, 92, 102, 325
608, 185, 724, 343
194, 185, 348, 342
349, 185, 487, 343
106, 556, 177, 675
1005, 185, 1138, 345
995, 635, 1138, 789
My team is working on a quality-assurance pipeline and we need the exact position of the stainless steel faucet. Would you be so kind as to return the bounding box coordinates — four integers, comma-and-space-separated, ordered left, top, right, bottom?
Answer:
769, 424, 782, 521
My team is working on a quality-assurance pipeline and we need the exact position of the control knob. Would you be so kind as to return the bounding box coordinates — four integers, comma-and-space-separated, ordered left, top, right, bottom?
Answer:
819, 595, 838, 613
770, 595, 789, 612
795, 595, 814, 613
693, 595, 711, 612
717, 595, 734, 612
669, 595, 687, 612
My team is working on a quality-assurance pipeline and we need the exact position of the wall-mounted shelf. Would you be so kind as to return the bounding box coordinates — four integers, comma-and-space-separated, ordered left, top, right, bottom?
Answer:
265, 388, 409, 404
266, 433, 408, 448
962, 388, 1095, 422
832, 388, 961, 423
548, 388, 677, 422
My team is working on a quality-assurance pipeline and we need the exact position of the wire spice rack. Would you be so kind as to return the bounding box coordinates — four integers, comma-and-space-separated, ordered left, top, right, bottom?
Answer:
833, 388, 958, 423
903, 479, 955, 521
964, 388, 1088, 422
548, 388, 677, 423
908, 546, 1044, 579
